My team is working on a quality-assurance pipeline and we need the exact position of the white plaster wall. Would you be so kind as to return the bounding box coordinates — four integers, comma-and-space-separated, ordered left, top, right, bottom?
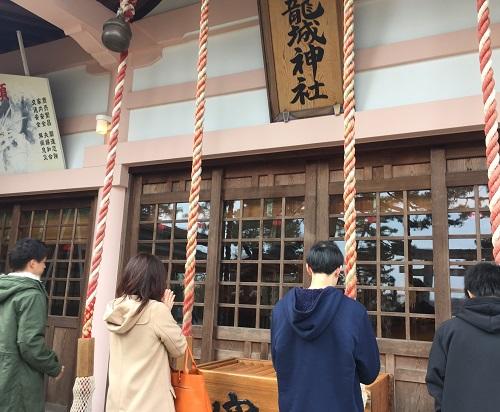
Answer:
44, 67, 110, 119
61, 132, 104, 169
130, 2, 500, 122
356, 0, 500, 48
356, 49, 500, 111
132, 26, 264, 91
148, 0, 500, 51
128, 89, 269, 141
38, 2, 500, 150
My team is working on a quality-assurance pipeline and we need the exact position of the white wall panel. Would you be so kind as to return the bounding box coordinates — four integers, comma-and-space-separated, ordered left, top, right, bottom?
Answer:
356, 0, 500, 48
45, 67, 110, 119
128, 89, 269, 141
132, 26, 264, 91
355, 49, 500, 110
61, 132, 104, 169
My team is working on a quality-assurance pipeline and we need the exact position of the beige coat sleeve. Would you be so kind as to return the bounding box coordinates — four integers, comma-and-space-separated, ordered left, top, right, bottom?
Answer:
151, 302, 187, 358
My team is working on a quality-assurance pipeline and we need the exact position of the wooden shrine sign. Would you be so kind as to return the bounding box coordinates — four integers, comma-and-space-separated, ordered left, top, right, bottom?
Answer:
258, 0, 343, 120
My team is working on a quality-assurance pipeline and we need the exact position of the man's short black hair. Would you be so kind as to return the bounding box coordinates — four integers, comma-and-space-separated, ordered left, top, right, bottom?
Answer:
306, 241, 343, 275
465, 262, 500, 297
8, 238, 49, 271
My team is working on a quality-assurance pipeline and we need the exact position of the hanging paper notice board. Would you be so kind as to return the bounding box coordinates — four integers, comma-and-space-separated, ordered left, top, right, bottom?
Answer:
0, 73, 65, 175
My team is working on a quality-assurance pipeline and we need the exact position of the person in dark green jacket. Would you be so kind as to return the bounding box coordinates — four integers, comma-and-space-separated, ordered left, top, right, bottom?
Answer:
0, 238, 63, 412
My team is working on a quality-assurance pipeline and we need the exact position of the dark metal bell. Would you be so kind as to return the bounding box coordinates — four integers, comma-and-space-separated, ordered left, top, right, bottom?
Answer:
101, 15, 132, 53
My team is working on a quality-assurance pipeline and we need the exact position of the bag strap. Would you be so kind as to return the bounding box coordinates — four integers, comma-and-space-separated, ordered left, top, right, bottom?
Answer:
183, 344, 197, 372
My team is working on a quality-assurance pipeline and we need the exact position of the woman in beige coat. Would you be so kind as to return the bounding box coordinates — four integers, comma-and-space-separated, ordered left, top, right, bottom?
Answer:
104, 253, 187, 412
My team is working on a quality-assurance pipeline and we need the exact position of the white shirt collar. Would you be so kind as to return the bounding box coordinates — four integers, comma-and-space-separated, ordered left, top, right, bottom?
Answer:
7, 271, 42, 282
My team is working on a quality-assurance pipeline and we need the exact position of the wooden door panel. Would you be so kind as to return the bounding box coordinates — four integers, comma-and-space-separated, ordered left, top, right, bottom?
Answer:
1, 196, 97, 411
46, 326, 79, 406
395, 382, 433, 412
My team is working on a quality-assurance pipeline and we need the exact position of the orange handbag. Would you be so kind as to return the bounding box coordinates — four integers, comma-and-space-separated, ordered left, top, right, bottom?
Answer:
170, 345, 212, 411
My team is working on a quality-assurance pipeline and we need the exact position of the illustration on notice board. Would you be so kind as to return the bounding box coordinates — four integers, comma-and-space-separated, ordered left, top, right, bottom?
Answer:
0, 74, 65, 175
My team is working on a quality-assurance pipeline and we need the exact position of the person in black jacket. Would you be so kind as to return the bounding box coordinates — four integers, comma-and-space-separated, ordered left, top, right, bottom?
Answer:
271, 241, 380, 412
426, 262, 500, 412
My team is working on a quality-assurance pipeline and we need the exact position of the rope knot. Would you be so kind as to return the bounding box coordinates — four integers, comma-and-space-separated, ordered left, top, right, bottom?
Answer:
118, 0, 137, 22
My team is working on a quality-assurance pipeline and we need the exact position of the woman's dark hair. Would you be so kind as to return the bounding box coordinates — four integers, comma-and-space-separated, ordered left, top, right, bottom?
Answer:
116, 253, 167, 314
8, 238, 48, 271
465, 262, 500, 298
306, 241, 344, 275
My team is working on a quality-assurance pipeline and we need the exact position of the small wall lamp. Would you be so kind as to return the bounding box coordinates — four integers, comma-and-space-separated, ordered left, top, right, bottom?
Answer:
96, 115, 112, 135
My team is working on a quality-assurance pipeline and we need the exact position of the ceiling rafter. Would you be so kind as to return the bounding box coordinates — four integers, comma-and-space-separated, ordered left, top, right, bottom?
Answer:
8, 0, 162, 70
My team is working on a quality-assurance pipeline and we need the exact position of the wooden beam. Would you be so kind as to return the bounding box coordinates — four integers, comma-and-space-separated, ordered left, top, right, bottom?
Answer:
0, 37, 95, 76
200, 169, 223, 362
12, 0, 116, 67
126, 69, 266, 110
11, 0, 160, 70
58, 115, 98, 136
316, 161, 330, 241
304, 162, 318, 288
431, 148, 452, 325
376, 338, 431, 357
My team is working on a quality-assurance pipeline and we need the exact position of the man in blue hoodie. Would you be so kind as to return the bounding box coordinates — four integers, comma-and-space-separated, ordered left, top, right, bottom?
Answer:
271, 241, 380, 412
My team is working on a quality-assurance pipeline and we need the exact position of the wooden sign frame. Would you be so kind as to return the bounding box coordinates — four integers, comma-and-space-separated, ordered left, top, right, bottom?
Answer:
258, 0, 344, 122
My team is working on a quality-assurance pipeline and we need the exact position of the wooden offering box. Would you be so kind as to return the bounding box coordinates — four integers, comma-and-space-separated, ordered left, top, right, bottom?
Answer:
199, 358, 391, 412
364, 373, 391, 412
200, 358, 277, 411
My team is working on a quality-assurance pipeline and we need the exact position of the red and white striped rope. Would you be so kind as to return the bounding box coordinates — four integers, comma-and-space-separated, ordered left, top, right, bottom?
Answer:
82, 0, 137, 339
183, 0, 209, 336
476, 0, 500, 263
343, 0, 357, 298
118, 0, 135, 20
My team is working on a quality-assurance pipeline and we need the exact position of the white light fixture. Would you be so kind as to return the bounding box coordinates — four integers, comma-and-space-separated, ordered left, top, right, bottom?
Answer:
96, 115, 112, 135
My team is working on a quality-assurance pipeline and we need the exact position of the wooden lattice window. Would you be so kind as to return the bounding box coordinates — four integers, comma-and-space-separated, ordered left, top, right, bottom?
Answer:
0, 208, 12, 275
218, 196, 305, 329
18, 207, 91, 317
329, 190, 435, 341
447, 185, 492, 315
137, 201, 210, 325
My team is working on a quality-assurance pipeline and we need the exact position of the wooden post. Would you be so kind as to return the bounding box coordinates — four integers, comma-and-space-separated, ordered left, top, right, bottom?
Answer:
76, 338, 95, 377
304, 162, 318, 287
364, 373, 391, 412
200, 169, 223, 362
431, 148, 452, 325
